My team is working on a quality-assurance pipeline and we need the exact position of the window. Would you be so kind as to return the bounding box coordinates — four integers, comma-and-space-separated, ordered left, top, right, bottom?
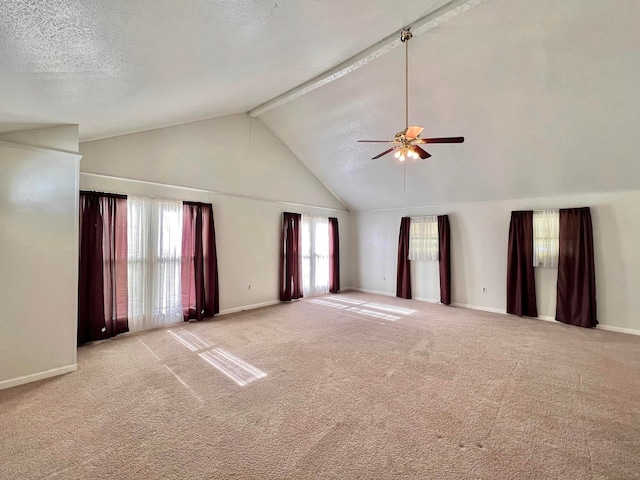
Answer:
533, 209, 559, 267
301, 215, 330, 297
127, 197, 183, 332
408, 216, 439, 261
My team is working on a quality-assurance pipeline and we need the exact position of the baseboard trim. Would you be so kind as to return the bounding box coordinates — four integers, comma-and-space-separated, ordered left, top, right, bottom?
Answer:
447, 303, 640, 335
349, 287, 395, 297
349, 288, 441, 305
352, 293, 640, 336
222, 290, 640, 337
0, 364, 77, 391
413, 296, 441, 304
596, 324, 640, 336
451, 302, 506, 315
219, 299, 281, 316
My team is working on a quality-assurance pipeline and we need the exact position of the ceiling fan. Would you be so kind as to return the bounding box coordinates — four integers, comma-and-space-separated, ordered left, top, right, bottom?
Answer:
357, 28, 464, 161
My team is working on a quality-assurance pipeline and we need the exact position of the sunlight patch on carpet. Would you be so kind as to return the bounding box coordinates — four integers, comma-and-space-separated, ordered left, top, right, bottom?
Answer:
346, 307, 400, 321
364, 303, 416, 315
168, 329, 214, 352
310, 299, 350, 309
327, 297, 366, 305
198, 348, 267, 386
310, 297, 412, 321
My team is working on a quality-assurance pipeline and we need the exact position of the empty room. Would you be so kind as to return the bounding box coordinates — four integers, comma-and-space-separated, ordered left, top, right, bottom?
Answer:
1, 0, 640, 478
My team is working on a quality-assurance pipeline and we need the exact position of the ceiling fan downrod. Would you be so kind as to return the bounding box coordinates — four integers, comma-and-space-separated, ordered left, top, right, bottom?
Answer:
355, 26, 464, 161
401, 28, 413, 130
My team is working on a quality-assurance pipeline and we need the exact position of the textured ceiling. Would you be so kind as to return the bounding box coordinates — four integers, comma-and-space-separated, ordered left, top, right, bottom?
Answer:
0, 0, 450, 140
2, 0, 639, 211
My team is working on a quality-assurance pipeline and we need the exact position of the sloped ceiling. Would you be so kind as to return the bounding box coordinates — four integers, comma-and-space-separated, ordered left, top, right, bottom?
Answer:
2, 0, 639, 211
259, 0, 640, 210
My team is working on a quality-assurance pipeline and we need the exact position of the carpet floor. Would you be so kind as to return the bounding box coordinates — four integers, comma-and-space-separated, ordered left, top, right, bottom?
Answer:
2, 292, 640, 479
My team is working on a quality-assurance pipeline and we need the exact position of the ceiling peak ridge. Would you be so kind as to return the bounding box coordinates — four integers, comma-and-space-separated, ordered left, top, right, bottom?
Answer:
248, 0, 490, 118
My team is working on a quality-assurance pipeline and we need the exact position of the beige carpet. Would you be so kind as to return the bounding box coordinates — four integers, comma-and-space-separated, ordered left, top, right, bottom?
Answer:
2, 292, 640, 479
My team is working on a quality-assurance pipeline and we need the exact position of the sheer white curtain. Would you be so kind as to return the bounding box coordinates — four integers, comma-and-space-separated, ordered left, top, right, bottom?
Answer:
128, 197, 184, 332
301, 215, 330, 297
533, 209, 559, 267
408, 216, 439, 261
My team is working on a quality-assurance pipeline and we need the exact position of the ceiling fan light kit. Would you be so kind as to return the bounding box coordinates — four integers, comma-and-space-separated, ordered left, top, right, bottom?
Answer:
357, 28, 464, 161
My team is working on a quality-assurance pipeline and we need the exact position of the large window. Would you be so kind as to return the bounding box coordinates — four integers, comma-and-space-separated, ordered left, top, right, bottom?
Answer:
533, 209, 559, 267
127, 197, 184, 332
301, 215, 330, 297
408, 216, 439, 261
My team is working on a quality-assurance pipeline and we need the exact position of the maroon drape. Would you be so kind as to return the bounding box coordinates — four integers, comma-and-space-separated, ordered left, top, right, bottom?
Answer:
396, 217, 412, 299
438, 215, 451, 305
182, 202, 219, 321
78, 191, 128, 345
556, 207, 597, 327
329, 217, 340, 293
506, 211, 537, 317
280, 212, 303, 301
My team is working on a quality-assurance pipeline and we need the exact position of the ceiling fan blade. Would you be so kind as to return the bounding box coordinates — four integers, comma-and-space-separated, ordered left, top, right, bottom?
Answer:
372, 146, 398, 160
419, 136, 465, 144
357, 140, 396, 143
405, 125, 424, 139
414, 146, 431, 159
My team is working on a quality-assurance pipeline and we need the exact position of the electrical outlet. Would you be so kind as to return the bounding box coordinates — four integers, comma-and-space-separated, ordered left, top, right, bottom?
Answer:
482, 287, 487, 293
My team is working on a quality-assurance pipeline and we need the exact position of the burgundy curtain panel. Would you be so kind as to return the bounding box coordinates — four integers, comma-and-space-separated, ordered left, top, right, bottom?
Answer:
437, 215, 452, 305
329, 217, 340, 293
280, 212, 303, 301
182, 202, 219, 321
396, 217, 412, 299
78, 191, 128, 345
556, 207, 597, 328
506, 211, 538, 317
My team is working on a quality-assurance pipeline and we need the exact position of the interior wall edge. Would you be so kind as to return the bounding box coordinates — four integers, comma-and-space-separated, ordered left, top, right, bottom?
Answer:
1, 141, 79, 389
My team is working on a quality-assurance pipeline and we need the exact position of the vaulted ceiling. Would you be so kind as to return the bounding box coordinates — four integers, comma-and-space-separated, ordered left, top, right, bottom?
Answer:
2, 0, 639, 211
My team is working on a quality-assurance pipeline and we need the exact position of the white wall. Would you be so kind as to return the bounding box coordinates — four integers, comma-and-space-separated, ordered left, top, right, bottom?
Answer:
0, 141, 80, 389
80, 174, 350, 313
352, 190, 640, 333
80, 114, 344, 210
79, 113, 351, 314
